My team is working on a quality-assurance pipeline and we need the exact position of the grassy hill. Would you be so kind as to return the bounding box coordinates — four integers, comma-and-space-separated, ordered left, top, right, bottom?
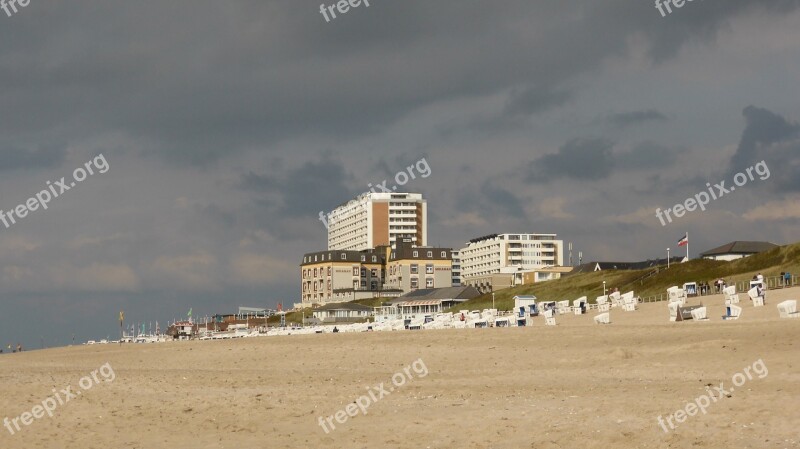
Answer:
449, 241, 800, 312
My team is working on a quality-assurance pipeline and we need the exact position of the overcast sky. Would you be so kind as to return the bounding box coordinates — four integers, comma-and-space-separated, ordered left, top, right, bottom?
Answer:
2, 0, 799, 348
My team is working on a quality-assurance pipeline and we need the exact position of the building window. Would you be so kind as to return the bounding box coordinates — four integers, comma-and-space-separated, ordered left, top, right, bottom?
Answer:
411, 278, 418, 289
441, 251, 447, 257
426, 278, 434, 288
371, 281, 377, 290
427, 251, 433, 258
361, 280, 367, 288
371, 268, 377, 277
426, 264, 434, 274
314, 268, 318, 277
327, 280, 331, 289
411, 264, 418, 274
327, 267, 331, 276
372, 256, 377, 262
361, 268, 367, 277
413, 251, 418, 257
361, 255, 366, 262
353, 280, 359, 289
341, 253, 346, 260
353, 267, 359, 276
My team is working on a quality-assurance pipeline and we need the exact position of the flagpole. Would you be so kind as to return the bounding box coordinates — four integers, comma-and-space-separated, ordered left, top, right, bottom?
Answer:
686, 231, 689, 261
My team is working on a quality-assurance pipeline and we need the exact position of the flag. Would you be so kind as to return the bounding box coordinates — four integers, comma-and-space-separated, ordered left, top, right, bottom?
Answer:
677, 234, 688, 247
188, 308, 192, 319
119, 311, 124, 322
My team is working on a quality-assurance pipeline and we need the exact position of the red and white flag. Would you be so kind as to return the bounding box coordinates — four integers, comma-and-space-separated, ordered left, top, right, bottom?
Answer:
677, 234, 688, 247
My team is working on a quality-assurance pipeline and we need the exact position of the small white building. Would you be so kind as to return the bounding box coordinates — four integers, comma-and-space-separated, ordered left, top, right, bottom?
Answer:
700, 241, 778, 261
312, 303, 373, 323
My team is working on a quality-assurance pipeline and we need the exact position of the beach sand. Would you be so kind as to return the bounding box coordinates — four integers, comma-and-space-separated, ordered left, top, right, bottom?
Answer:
2, 288, 799, 449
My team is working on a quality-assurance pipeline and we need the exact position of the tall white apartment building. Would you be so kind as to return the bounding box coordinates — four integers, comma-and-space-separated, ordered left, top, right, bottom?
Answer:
327, 193, 428, 251
459, 233, 564, 290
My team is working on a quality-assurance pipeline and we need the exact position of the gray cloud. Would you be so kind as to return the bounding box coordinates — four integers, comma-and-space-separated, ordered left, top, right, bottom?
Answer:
607, 109, 669, 128
525, 138, 616, 182
0, 144, 67, 171
728, 106, 800, 191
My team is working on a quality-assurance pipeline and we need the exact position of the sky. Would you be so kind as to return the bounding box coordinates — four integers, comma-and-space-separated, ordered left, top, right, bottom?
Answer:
1, 0, 799, 348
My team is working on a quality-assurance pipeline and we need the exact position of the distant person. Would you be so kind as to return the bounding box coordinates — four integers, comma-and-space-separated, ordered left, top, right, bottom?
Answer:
16, 343, 22, 352
785, 272, 792, 288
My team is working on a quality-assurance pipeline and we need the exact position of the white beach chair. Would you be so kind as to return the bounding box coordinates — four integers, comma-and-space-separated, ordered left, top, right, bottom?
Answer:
690, 306, 709, 321
747, 288, 764, 307
722, 305, 742, 320
621, 292, 637, 312
596, 295, 609, 312
543, 309, 557, 326
609, 292, 621, 308
573, 296, 587, 315
668, 301, 680, 322
593, 312, 610, 324
668, 286, 687, 306
777, 300, 800, 318
723, 286, 739, 304
556, 300, 571, 315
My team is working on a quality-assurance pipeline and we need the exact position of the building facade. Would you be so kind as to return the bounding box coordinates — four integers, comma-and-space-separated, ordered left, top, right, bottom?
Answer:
451, 250, 462, 286
385, 240, 453, 292
300, 247, 389, 307
327, 192, 427, 251
459, 233, 564, 292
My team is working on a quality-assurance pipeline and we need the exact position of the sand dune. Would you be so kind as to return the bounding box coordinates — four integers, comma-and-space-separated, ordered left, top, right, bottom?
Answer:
2, 288, 800, 448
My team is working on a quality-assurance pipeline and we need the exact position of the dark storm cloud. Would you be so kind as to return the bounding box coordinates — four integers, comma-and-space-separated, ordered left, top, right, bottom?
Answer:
617, 141, 686, 170
2, 1, 796, 168
526, 138, 616, 182
240, 154, 354, 217
729, 106, 800, 191
607, 110, 669, 128
524, 138, 687, 183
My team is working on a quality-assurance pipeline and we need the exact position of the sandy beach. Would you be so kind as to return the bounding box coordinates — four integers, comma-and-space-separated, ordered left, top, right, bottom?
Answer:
2, 288, 799, 449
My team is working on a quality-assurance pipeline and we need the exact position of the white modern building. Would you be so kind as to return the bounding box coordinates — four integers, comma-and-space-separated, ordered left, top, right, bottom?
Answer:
451, 250, 462, 286
459, 233, 564, 292
327, 192, 428, 251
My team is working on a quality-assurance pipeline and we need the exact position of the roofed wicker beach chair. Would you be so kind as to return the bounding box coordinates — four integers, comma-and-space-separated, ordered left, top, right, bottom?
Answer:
722, 305, 742, 320
748, 287, 764, 307
777, 300, 800, 319
690, 306, 709, 321
596, 295, 610, 312
723, 285, 739, 304
593, 312, 610, 324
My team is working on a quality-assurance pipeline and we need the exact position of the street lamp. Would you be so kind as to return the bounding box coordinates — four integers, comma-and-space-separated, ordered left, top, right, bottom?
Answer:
603, 281, 606, 296
667, 248, 671, 268
492, 292, 495, 309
